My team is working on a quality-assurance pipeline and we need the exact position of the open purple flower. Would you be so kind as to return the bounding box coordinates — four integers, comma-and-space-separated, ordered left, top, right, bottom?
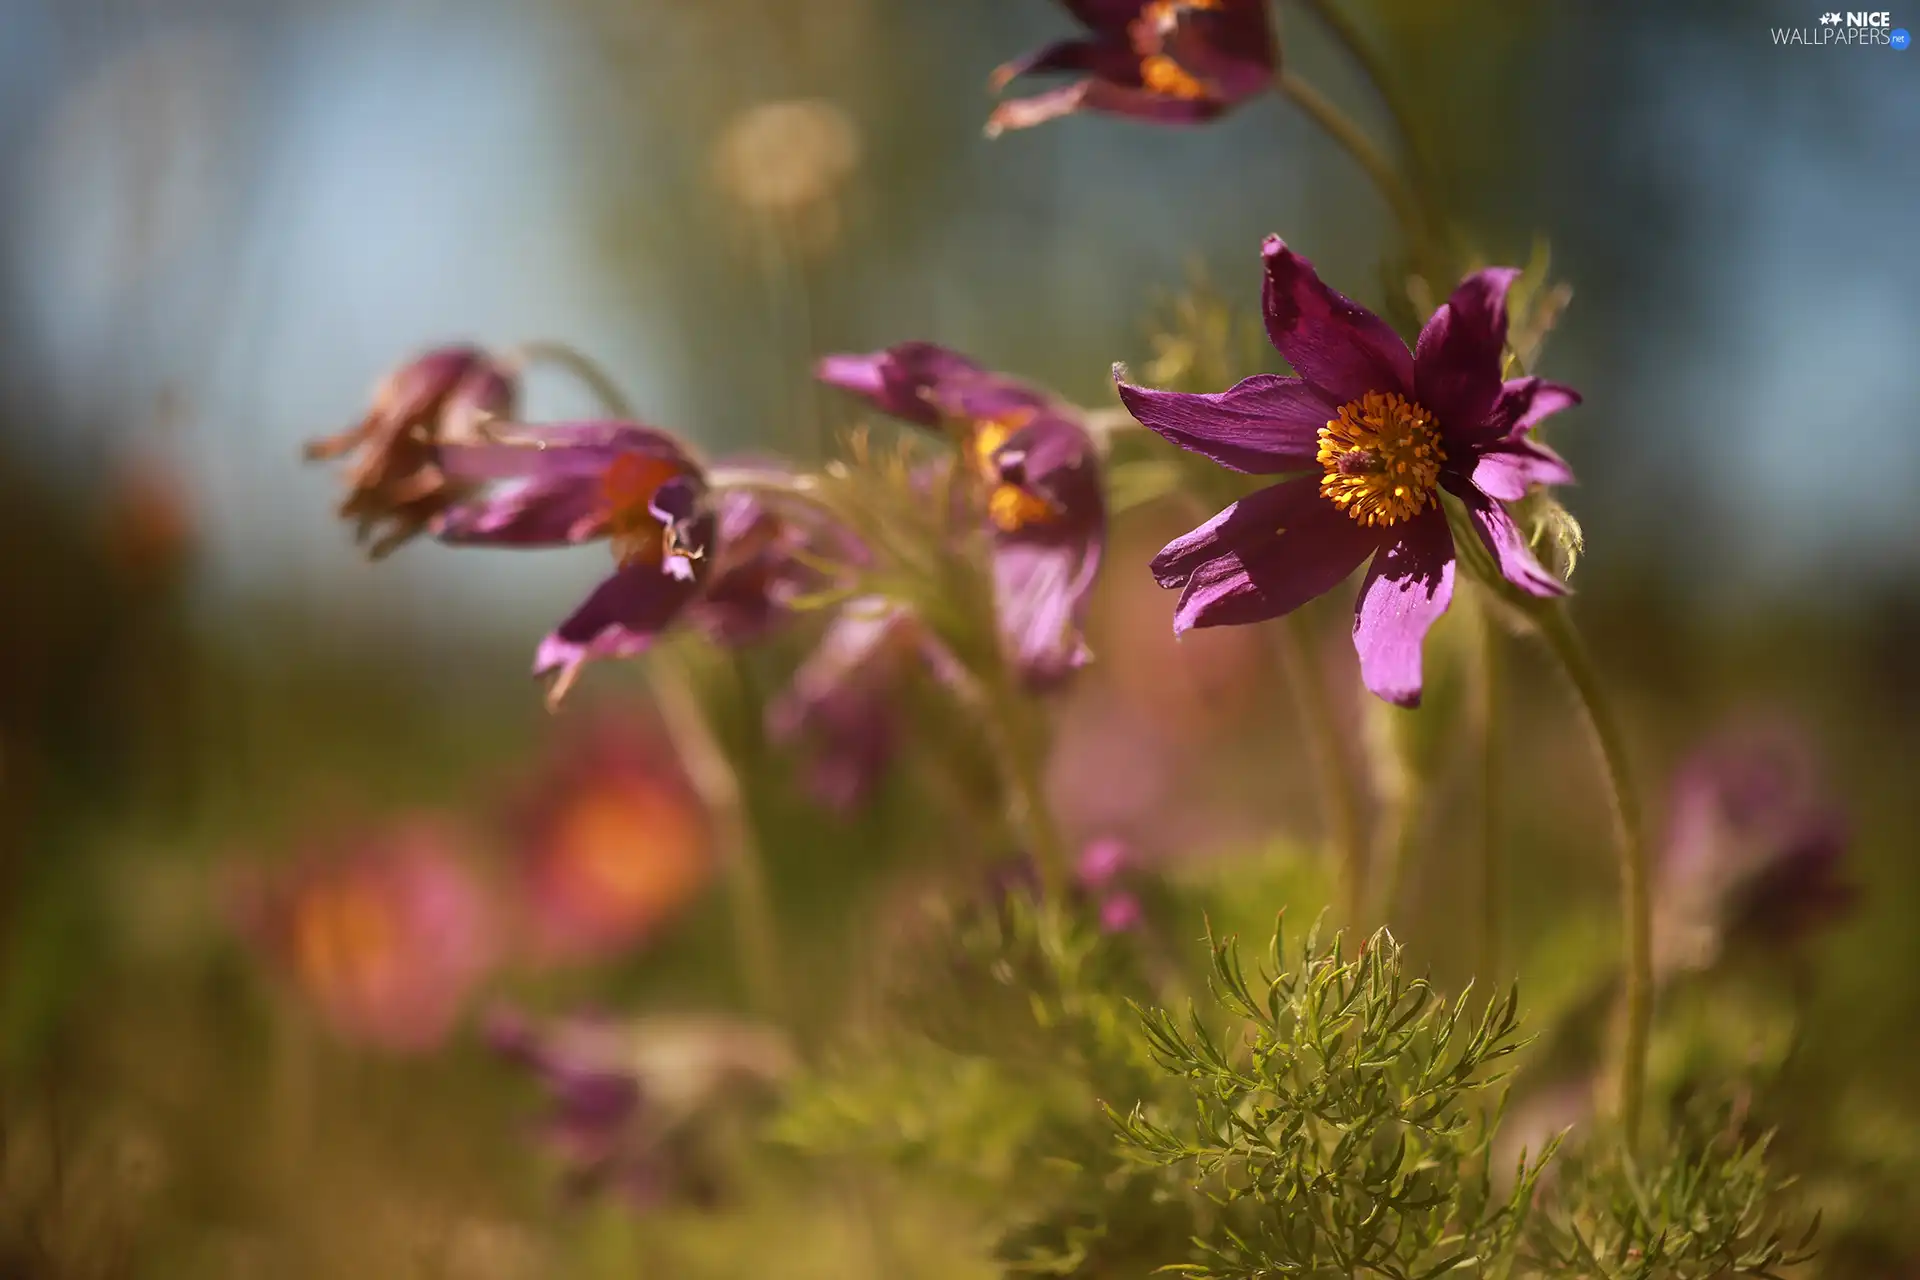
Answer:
817, 343, 1106, 686
987, 0, 1277, 135
1655, 727, 1854, 973
1117, 236, 1581, 707
430, 422, 715, 704
305, 344, 518, 557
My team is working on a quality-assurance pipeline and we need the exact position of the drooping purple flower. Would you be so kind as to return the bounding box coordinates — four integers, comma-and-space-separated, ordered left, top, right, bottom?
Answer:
430, 422, 715, 705
484, 1007, 793, 1209
305, 344, 518, 557
817, 344, 1106, 686
765, 597, 962, 811
1117, 236, 1581, 707
987, 0, 1277, 135
1655, 726, 1854, 974
986, 836, 1147, 933
230, 816, 496, 1053
683, 481, 838, 647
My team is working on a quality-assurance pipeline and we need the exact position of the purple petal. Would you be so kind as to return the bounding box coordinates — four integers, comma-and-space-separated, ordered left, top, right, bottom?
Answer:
990, 411, 1095, 494
989, 37, 1135, 89
994, 530, 1100, 685
1261, 236, 1415, 406
1471, 438, 1574, 502
815, 344, 987, 426
1116, 371, 1330, 474
1158, 478, 1379, 633
434, 475, 607, 546
1098, 892, 1144, 934
1445, 478, 1567, 598
1415, 268, 1520, 447
1061, 0, 1148, 34
1161, 1, 1277, 100
534, 563, 703, 703
1485, 377, 1583, 440
1076, 837, 1130, 889
1351, 507, 1455, 708
1078, 78, 1229, 124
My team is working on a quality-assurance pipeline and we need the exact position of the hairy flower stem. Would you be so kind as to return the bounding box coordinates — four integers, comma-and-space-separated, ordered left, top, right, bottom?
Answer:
506, 340, 637, 419
646, 656, 786, 1021
1273, 70, 1441, 286
1536, 602, 1650, 1143
1272, 615, 1366, 927
1478, 611, 1504, 984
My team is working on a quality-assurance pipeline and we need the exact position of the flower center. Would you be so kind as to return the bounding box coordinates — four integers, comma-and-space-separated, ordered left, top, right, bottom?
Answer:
1316, 391, 1446, 528
968, 413, 1058, 533
601, 452, 688, 568
1131, 0, 1224, 99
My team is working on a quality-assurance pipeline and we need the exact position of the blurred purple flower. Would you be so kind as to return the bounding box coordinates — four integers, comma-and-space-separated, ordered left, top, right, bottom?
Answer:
1656, 726, 1854, 973
430, 422, 715, 704
305, 344, 518, 558
682, 484, 827, 647
817, 343, 1107, 686
485, 1007, 793, 1209
508, 713, 713, 966
231, 816, 495, 1053
766, 597, 962, 810
987, 0, 1277, 135
1118, 237, 1580, 707
987, 837, 1147, 933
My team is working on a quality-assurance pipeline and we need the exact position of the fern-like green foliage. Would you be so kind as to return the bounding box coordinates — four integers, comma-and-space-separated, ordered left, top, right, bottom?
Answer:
1110, 919, 1555, 1280
1525, 1110, 1818, 1280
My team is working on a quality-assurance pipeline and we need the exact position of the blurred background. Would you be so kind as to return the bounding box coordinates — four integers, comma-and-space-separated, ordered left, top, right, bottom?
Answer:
1, 0, 1916, 1275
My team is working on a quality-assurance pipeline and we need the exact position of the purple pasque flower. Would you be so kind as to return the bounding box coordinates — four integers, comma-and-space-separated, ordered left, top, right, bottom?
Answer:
816, 343, 1107, 686
484, 1007, 793, 1208
230, 816, 496, 1053
1117, 236, 1581, 707
766, 596, 961, 811
1076, 836, 1144, 933
987, 0, 1277, 136
305, 344, 518, 558
683, 481, 836, 647
1655, 726, 1854, 974
431, 422, 715, 705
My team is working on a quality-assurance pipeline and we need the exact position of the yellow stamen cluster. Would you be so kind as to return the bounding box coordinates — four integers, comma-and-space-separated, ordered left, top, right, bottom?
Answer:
969, 413, 1058, 533
1131, 0, 1225, 100
1316, 391, 1446, 528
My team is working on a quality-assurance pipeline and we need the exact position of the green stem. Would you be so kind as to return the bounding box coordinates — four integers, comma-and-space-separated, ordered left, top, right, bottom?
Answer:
1293, 0, 1442, 228
1272, 615, 1365, 926
1536, 602, 1650, 1143
1274, 70, 1434, 278
507, 340, 637, 419
1477, 607, 1504, 985
646, 656, 786, 1020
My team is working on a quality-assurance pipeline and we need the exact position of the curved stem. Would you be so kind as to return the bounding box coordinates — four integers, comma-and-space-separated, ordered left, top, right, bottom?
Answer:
646, 655, 786, 1020
1275, 70, 1430, 271
507, 340, 637, 419
1272, 615, 1365, 927
1536, 602, 1650, 1144
1477, 607, 1504, 985
1293, 0, 1442, 224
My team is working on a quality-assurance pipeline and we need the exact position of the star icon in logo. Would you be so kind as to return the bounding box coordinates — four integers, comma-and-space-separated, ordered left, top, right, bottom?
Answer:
1820, 11, 1843, 23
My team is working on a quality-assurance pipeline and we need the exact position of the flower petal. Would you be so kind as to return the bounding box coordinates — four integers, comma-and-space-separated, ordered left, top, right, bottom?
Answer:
1471, 438, 1574, 502
989, 37, 1134, 90
1115, 372, 1330, 473
434, 475, 607, 546
1414, 268, 1519, 447
1445, 478, 1567, 598
815, 344, 987, 426
1351, 506, 1455, 707
1155, 478, 1378, 633
1261, 236, 1414, 406
1484, 376, 1582, 439
534, 564, 703, 705
1061, 0, 1148, 34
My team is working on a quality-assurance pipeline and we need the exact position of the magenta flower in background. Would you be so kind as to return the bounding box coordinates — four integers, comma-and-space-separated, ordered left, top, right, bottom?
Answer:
1076, 836, 1144, 933
304, 344, 518, 557
1656, 726, 1854, 974
231, 816, 495, 1053
507, 712, 713, 965
1118, 236, 1581, 707
987, 0, 1277, 135
485, 1007, 793, 1208
766, 597, 962, 811
817, 343, 1107, 686
430, 422, 715, 704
